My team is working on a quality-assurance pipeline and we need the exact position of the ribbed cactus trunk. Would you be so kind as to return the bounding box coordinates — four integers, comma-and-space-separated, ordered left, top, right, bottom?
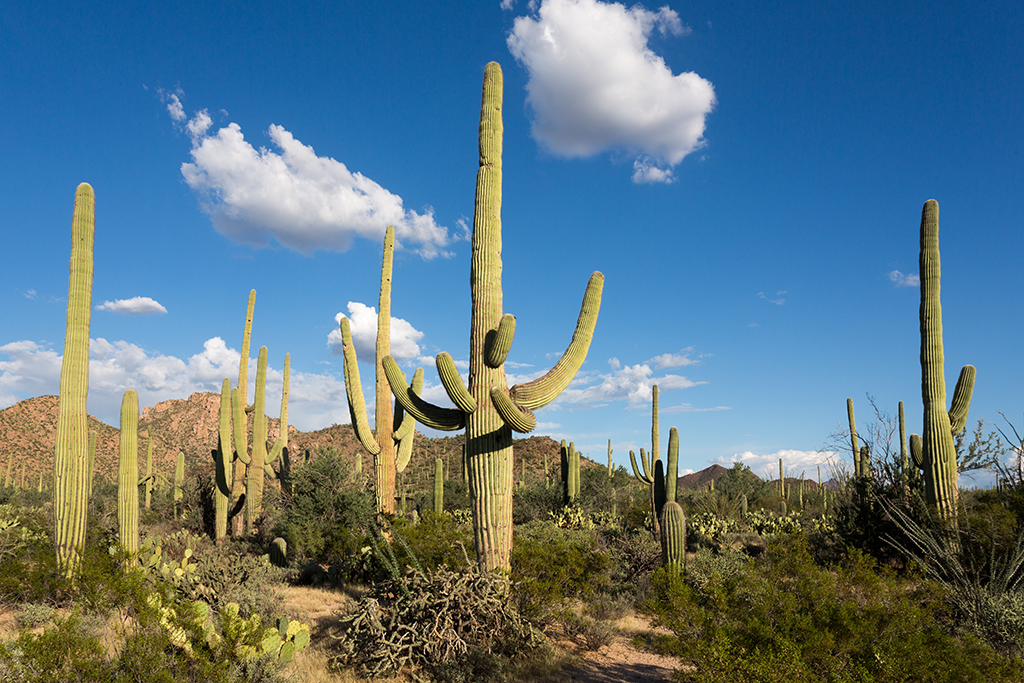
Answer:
917, 200, 966, 521
232, 290, 255, 537
661, 500, 686, 575
341, 226, 422, 514
53, 183, 94, 579
144, 436, 154, 510
118, 390, 140, 555
380, 62, 602, 572
246, 346, 269, 534
213, 379, 232, 538
434, 457, 444, 514
174, 451, 185, 521
87, 431, 96, 497
847, 398, 861, 476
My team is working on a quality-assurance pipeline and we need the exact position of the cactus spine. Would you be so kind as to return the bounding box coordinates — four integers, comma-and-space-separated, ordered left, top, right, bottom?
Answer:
341, 225, 422, 514
381, 63, 603, 571
909, 200, 975, 520
118, 390, 140, 555
54, 183, 94, 579
434, 457, 444, 514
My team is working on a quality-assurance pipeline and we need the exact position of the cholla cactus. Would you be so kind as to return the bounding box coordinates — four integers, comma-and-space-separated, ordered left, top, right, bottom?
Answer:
381, 63, 603, 571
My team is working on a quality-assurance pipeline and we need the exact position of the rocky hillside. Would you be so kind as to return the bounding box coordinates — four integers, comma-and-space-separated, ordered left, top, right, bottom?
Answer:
0, 394, 599, 497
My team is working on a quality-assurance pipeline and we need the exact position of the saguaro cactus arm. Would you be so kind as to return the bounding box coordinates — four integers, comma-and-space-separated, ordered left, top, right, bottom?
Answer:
948, 365, 976, 434
508, 272, 603, 411
341, 317, 383, 456
384, 356, 465, 430
629, 447, 653, 484
486, 314, 516, 368
437, 353, 476, 412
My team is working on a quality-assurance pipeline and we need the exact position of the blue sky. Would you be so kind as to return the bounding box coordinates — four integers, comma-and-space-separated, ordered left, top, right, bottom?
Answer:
1, 0, 1021, 481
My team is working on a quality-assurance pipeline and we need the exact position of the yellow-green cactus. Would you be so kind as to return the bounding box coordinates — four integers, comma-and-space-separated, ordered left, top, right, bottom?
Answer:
54, 183, 95, 579
381, 63, 603, 571
118, 390, 140, 555
629, 385, 662, 536
230, 290, 256, 537
341, 225, 424, 514
909, 200, 975, 520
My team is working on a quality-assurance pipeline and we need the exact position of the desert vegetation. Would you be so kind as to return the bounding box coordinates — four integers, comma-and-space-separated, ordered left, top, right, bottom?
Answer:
2, 61, 1023, 683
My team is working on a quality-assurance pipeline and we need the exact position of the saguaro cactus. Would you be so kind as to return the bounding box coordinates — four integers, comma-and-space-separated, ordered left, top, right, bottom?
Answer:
433, 457, 444, 515
382, 63, 603, 571
244, 347, 284, 533
560, 440, 580, 505
54, 183, 95, 579
629, 385, 661, 535
118, 390, 140, 555
661, 500, 686, 575
607, 439, 614, 477
144, 436, 154, 510
909, 200, 975, 520
341, 225, 423, 514
174, 451, 185, 521
211, 379, 233, 540
232, 289, 256, 536
847, 398, 861, 476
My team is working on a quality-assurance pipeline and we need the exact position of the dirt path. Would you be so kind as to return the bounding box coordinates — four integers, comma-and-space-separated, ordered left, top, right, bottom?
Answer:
556, 614, 686, 683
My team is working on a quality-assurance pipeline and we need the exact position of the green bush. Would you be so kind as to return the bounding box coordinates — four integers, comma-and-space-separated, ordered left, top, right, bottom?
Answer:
644, 536, 1024, 682
511, 521, 613, 623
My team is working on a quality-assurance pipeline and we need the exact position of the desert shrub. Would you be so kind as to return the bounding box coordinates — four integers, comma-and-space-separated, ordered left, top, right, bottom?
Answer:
512, 478, 563, 524
684, 548, 750, 591
594, 525, 661, 597
511, 521, 613, 623
14, 602, 54, 628
645, 536, 1024, 682
273, 447, 374, 565
887, 503, 1024, 656
332, 564, 543, 680
391, 510, 474, 573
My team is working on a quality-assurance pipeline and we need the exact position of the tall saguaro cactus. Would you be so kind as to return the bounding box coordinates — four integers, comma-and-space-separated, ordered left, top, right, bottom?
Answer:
54, 183, 95, 579
118, 390, 140, 555
629, 385, 662, 536
245, 347, 284, 533
382, 63, 604, 572
341, 225, 423, 514
909, 200, 975, 520
212, 378, 233, 540
232, 289, 256, 536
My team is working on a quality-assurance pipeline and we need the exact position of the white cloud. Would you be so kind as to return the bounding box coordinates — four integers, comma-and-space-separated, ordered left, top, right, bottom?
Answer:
712, 449, 838, 481
500, 0, 516, 9
0, 337, 349, 431
166, 93, 185, 122
647, 349, 700, 369
328, 303, 424, 362
176, 109, 452, 258
96, 297, 168, 315
662, 403, 730, 414
757, 291, 786, 305
556, 355, 705, 406
507, 0, 715, 183
888, 270, 920, 287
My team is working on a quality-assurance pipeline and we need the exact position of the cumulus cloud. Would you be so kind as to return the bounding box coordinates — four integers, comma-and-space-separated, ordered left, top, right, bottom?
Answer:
327, 303, 424, 362
711, 449, 838, 481
174, 107, 452, 258
96, 297, 168, 315
507, 0, 715, 183
0, 337, 348, 431
556, 355, 705, 406
888, 270, 920, 287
